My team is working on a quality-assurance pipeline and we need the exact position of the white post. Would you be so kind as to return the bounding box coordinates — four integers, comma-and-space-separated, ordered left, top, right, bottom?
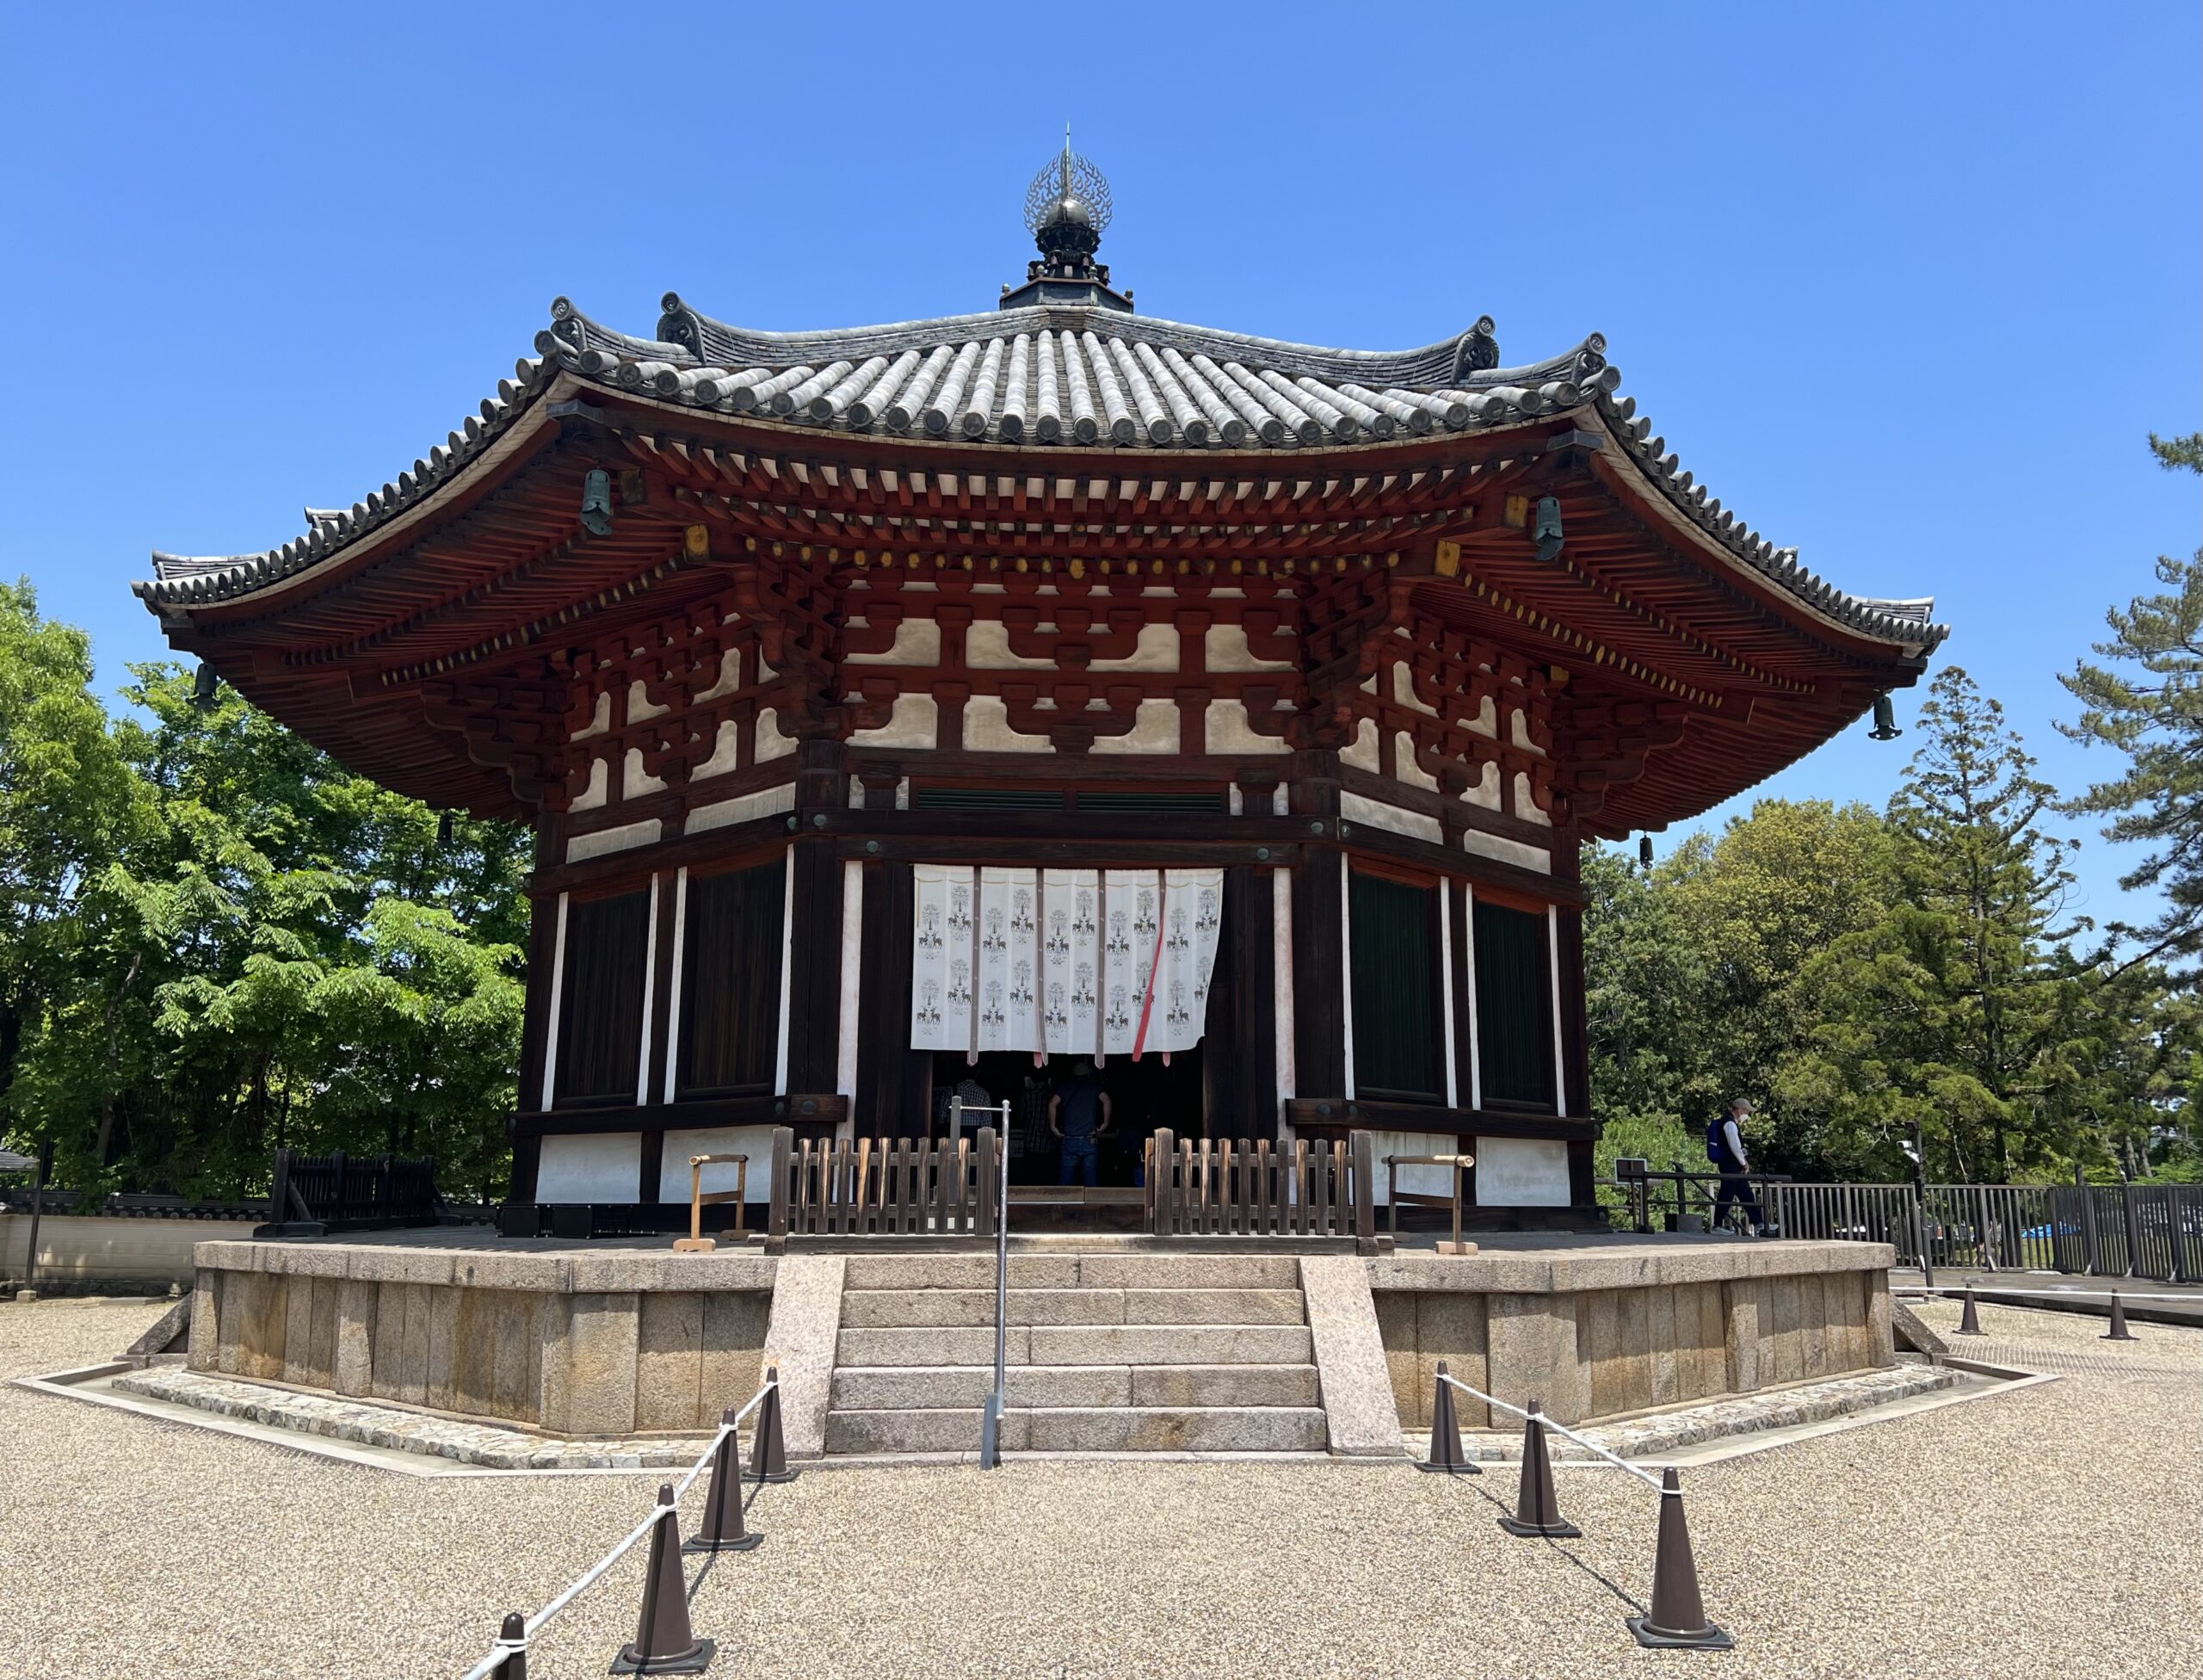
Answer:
540, 892, 570, 1111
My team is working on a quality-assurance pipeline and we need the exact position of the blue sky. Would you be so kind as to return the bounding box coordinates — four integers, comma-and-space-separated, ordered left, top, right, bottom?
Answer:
3, 3, 2194, 930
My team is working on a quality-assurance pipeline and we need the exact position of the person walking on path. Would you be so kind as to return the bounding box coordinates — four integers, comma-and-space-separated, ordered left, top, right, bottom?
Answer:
1050, 1060, 1112, 1188
1709, 1096, 1764, 1236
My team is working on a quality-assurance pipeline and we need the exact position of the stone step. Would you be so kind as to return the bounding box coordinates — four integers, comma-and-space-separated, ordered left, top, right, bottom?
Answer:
837, 1287, 1308, 1329
835, 1323, 1316, 1369
840, 1253, 1304, 1293
824, 1405, 1330, 1455
830, 1362, 1321, 1411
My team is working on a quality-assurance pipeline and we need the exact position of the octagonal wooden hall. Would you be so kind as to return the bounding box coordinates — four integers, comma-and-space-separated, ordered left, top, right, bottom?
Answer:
134, 158, 1944, 1235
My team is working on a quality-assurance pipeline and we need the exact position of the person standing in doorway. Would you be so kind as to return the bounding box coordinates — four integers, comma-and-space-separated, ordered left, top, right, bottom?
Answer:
1050, 1059, 1111, 1188
1707, 1097, 1763, 1236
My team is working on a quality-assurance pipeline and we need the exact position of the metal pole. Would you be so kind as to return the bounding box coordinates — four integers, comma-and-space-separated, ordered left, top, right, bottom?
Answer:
20, 1141, 52, 1300
978, 1100, 1010, 1470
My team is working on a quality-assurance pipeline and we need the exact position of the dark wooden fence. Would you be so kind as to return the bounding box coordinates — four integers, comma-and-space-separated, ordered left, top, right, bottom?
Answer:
767, 1127, 997, 1238
1145, 1128, 1376, 1241
269, 1149, 443, 1232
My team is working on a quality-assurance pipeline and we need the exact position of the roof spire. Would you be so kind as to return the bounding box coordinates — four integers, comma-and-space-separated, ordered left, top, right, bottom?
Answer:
1004, 138, 1131, 313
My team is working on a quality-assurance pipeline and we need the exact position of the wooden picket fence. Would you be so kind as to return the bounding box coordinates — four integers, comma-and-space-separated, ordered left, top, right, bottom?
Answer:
768, 1127, 998, 1238
1145, 1127, 1376, 1241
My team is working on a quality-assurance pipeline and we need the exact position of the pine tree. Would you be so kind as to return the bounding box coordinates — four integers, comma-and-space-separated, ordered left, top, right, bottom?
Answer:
2058, 433, 2203, 976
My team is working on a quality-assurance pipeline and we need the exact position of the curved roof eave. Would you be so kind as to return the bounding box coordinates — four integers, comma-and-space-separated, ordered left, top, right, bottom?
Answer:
135, 297, 1941, 656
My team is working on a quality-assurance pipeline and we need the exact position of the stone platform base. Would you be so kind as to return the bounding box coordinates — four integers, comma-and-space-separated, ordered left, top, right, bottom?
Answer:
180, 1230, 1901, 1455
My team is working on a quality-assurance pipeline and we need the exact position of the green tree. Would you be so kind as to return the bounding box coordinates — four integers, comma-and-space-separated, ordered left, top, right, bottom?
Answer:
1779, 667, 2089, 1181
0, 583, 530, 1201
2058, 432, 2203, 976
1659, 799, 1897, 1170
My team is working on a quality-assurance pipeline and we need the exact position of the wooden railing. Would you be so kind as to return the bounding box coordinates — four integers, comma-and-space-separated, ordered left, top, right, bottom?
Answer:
1145, 1128, 1376, 1243
268, 1149, 441, 1232
768, 1126, 998, 1239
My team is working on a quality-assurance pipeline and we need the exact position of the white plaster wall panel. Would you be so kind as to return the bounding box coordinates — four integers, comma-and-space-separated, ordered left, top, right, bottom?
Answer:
1393, 732, 1440, 791
1091, 699, 1181, 754
1390, 663, 1439, 717
1274, 784, 1290, 815
1362, 1130, 1466, 1205
627, 679, 669, 724
1229, 785, 1243, 816
1341, 792, 1443, 845
570, 757, 609, 812
1341, 717, 1381, 772
686, 783, 794, 835
1205, 623, 1293, 672
1474, 1136, 1570, 1208
847, 619, 945, 666
694, 648, 743, 704
535, 1133, 643, 1204
565, 818, 662, 863
755, 707, 797, 763
1461, 828, 1553, 874
1510, 708, 1546, 756
570, 691, 611, 741
624, 746, 666, 800
657, 1126, 779, 1205
1464, 761, 1503, 810
693, 719, 742, 781
1089, 623, 1181, 673
1515, 773, 1552, 825
962, 696, 1052, 752
1203, 700, 1291, 756
962, 621, 1055, 670
849, 693, 938, 750
1466, 696, 1498, 738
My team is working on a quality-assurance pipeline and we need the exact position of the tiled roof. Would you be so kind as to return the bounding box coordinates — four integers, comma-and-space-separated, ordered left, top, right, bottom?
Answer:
135, 295, 1944, 648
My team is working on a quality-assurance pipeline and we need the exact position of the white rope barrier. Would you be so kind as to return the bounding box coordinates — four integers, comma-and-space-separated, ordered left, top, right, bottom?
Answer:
456, 1376, 778, 1680
1898, 1284, 2202, 1303
1439, 1371, 1664, 1492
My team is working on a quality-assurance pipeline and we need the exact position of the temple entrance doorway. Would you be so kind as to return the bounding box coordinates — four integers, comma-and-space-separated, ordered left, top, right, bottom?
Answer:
927, 1047, 1206, 1223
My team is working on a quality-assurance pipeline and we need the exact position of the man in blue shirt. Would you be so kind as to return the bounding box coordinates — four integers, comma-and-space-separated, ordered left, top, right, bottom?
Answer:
1049, 1060, 1112, 1188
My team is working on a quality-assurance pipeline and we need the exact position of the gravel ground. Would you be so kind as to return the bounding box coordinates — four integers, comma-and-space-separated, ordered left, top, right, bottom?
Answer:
3, 1297, 2198, 1679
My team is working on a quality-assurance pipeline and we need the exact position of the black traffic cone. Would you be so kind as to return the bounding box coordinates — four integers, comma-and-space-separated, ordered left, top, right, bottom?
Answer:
750, 1367, 797, 1484
1627, 1468, 1734, 1650
490, 1610, 527, 1679
1497, 1400, 1580, 1538
685, 1409, 764, 1553
1416, 1361, 1479, 1474
1957, 1286, 1985, 1335
2104, 1291, 2138, 1341
611, 1485, 713, 1674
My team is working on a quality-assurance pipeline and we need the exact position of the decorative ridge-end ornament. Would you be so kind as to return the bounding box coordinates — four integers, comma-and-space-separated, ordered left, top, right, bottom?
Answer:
656, 291, 705, 360
1452, 317, 1500, 381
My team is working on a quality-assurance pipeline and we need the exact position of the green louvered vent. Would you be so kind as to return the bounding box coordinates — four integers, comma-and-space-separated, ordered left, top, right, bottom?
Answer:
912, 786, 1067, 812
1077, 791, 1227, 815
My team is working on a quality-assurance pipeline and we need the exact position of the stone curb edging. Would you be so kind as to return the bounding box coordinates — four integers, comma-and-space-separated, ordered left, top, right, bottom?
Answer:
112, 1368, 730, 1471
1435, 1363, 1957, 1462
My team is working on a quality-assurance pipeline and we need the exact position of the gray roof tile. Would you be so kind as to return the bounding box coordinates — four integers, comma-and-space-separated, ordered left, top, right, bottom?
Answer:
134, 295, 1943, 647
